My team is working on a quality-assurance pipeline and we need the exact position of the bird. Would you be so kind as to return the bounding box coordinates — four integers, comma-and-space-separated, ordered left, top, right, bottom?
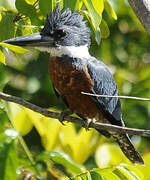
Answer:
4, 6, 144, 165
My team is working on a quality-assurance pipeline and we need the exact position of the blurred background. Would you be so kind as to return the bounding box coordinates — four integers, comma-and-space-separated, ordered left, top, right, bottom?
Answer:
0, 0, 150, 179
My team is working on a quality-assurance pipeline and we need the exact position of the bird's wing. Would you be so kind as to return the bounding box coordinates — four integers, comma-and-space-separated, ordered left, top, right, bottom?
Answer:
87, 57, 124, 126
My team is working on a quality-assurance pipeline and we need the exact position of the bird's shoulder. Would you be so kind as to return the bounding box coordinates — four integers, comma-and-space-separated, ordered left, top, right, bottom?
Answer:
87, 56, 117, 98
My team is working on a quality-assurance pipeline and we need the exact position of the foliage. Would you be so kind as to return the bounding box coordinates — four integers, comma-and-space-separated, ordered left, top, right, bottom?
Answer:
0, 0, 150, 179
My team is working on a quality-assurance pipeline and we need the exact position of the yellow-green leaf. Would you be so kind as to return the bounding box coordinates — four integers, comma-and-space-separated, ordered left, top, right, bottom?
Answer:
83, 0, 101, 31
100, 19, 110, 38
75, 0, 83, 10
25, 0, 37, 5
116, 166, 141, 180
0, 42, 29, 54
0, 49, 5, 64
13, 110, 33, 136
0, 6, 6, 22
91, 0, 104, 16
39, 0, 52, 16
104, 0, 117, 20
0, 50, 6, 64
121, 164, 144, 180
95, 27, 101, 44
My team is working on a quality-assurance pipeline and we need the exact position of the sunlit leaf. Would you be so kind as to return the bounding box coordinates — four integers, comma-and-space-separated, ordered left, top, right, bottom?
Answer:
79, 173, 88, 180
36, 151, 83, 174
137, 153, 150, 180
25, 108, 61, 150
60, 124, 99, 164
0, 6, 5, 22
95, 168, 120, 180
39, 0, 52, 16
8, 103, 33, 135
25, 0, 37, 5
91, 0, 104, 16
104, 0, 117, 20
75, 0, 83, 10
95, 143, 128, 168
86, 171, 92, 180
82, 0, 101, 30
22, 27, 32, 36
0, 137, 18, 180
0, 49, 5, 64
100, 19, 110, 38
13, 110, 33, 136
81, 10, 91, 23
116, 166, 141, 180
121, 164, 144, 180
95, 27, 101, 44
0, 43, 29, 54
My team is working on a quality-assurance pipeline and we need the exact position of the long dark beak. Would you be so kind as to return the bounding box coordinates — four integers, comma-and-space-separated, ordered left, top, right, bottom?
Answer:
3, 33, 54, 47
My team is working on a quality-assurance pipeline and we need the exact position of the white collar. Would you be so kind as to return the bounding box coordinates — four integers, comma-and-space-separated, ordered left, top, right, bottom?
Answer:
36, 45, 91, 59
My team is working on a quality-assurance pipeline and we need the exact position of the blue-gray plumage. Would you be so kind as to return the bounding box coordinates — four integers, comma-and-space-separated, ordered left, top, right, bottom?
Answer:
3, 6, 144, 165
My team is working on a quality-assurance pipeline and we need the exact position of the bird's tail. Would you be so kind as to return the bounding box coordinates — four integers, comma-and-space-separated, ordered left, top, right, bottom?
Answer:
112, 133, 144, 165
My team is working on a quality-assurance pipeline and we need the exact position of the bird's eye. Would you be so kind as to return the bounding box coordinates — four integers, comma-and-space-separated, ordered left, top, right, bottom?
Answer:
53, 29, 66, 39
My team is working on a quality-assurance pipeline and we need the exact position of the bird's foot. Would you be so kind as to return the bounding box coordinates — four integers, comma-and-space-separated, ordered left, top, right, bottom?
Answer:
59, 110, 73, 125
84, 119, 93, 131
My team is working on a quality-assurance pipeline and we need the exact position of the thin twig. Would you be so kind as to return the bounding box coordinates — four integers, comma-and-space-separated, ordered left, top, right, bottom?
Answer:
81, 92, 150, 101
0, 92, 150, 137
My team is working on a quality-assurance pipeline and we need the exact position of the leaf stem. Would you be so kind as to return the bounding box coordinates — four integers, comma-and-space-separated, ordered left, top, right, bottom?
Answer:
5, 101, 40, 175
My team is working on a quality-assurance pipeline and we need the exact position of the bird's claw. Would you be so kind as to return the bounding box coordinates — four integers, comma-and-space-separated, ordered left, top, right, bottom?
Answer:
59, 110, 73, 125
84, 119, 93, 131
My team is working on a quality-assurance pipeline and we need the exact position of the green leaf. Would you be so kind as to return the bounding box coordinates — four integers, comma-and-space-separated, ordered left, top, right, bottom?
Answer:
82, 0, 101, 31
75, 0, 83, 10
86, 172, 92, 180
0, 49, 5, 64
90, 172, 104, 180
121, 164, 143, 180
0, 43, 29, 54
74, 177, 82, 180
0, 133, 18, 180
95, 168, 120, 180
95, 27, 101, 44
116, 166, 141, 180
39, 0, 52, 16
79, 174, 87, 180
104, 0, 117, 20
52, 0, 57, 10
36, 151, 83, 174
0, 110, 9, 131
15, 0, 36, 16
15, 0, 40, 25
100, 19, 110, 38
63, 0, 77, 11
91, 0, 104, 16
0, 13, 15, 41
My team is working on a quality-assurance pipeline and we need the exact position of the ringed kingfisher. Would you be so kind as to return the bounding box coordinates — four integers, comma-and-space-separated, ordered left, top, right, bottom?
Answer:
4, 6, 144, 164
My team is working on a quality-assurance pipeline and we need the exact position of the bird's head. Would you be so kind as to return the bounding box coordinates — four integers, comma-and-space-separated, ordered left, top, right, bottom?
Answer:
4, 6, 91, 58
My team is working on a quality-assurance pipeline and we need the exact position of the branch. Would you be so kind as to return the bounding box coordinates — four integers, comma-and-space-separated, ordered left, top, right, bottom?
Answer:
0, 92, 150, 137
128, 0, 150, 34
